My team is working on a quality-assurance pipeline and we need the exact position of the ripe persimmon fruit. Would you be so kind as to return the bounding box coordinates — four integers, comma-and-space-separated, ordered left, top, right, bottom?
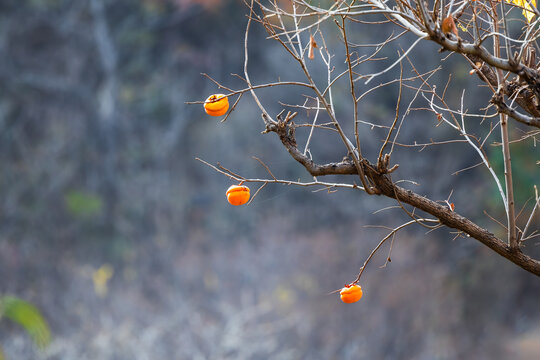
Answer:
204, 94, 229, 116
226, 184, 250, 206
340, 284, 363, 303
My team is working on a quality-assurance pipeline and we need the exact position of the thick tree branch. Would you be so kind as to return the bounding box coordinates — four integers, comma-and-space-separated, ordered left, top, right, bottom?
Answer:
266, 116, 540, 276
467, 54, 540, 121
431, 33, 540, 96
412, 0, 540, 101
491, 94, 540, 128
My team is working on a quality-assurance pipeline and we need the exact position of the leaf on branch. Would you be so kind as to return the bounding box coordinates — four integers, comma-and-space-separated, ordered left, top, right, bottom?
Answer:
308, 34, 317, 60
507, 0, 537, 23
441, 16, 458, 36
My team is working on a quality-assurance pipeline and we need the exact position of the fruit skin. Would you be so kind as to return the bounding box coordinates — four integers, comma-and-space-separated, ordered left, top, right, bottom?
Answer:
226, 185, 250, 206
204, 94, 229, 116
340, 284, 363, 303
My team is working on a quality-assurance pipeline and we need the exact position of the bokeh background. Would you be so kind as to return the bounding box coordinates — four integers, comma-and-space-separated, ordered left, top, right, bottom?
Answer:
0, 0, 539, 359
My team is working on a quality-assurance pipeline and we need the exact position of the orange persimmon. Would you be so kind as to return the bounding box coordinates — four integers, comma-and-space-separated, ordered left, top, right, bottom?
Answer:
204, 94, 229, 116
340, 284, 363, 303
226, 184, 250, 206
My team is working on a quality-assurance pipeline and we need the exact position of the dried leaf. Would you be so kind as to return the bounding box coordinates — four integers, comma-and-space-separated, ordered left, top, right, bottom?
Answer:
308, 34, 317, 60
310, 34, 318, 49
308, 45, 314, 60
441, 16, 458, 36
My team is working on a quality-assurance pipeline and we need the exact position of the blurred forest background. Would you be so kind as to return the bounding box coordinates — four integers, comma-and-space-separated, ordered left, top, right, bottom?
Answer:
0, 0, 539, 359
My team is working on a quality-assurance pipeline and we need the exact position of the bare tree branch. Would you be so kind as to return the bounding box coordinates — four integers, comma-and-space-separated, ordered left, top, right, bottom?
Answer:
197, 0, 540, 277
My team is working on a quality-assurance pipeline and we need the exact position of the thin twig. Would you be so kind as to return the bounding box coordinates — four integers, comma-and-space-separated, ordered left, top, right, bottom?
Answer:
352, 218, 440, 284
252, 156, 277, 180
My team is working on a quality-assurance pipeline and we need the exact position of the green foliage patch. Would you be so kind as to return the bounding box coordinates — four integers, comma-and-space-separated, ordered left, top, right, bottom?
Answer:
64, 190, 103, 218
0, 296, 51, 350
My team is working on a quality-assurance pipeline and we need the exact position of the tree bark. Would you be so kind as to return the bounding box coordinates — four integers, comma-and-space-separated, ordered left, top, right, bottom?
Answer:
266, 118, 540, 276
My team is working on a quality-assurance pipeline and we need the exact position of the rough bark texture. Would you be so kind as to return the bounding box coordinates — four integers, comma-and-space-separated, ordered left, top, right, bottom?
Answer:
431, 31, 540, 129
265, 117, 540, 276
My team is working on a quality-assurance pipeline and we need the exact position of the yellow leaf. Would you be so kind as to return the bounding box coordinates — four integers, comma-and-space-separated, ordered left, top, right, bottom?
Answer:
524, 0, 537, 23
507, 0, 537, 23
93, 264, 114, 297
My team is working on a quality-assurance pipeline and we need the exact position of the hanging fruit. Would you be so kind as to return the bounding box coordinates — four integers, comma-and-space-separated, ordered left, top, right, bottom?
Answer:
340, 283, 363, 303
226, 184, 250, 206
204, 94, 229, 116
